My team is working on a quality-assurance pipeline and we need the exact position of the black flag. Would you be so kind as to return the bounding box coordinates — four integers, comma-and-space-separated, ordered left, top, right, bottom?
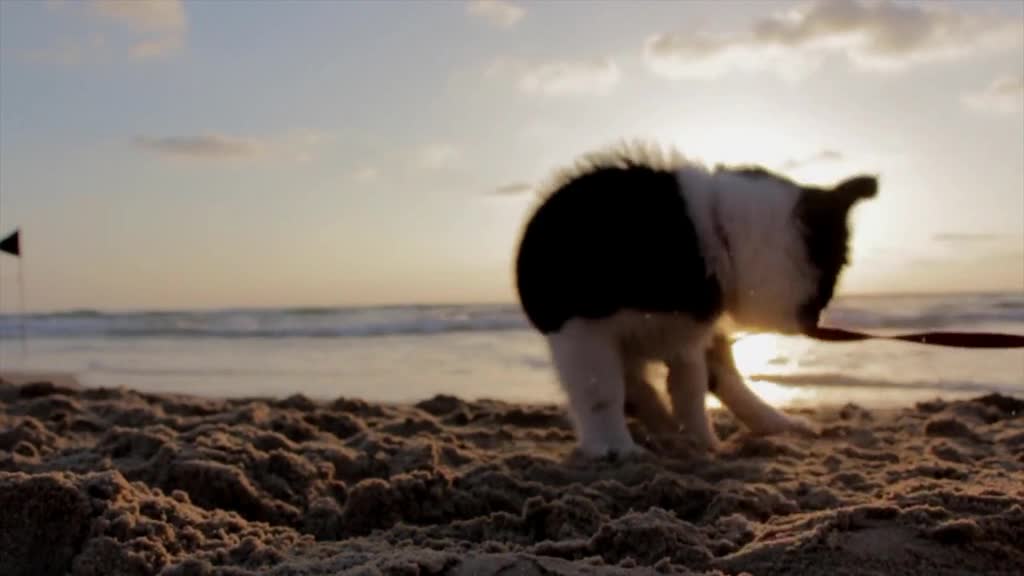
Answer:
0, 229, 20, 257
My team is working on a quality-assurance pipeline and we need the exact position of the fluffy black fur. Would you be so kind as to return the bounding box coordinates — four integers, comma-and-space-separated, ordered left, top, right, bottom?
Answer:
515, 164, 723, 334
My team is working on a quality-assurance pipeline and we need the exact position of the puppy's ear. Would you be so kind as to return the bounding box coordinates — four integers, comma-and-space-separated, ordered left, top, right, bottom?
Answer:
834, 175, 878, 206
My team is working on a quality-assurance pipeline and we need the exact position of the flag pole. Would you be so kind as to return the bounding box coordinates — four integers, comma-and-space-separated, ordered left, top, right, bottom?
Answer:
0, 227, 26, 354
18, 239, 26, 355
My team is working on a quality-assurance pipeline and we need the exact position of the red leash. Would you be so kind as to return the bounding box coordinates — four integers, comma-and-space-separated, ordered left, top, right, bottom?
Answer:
807, 326, 1024, 348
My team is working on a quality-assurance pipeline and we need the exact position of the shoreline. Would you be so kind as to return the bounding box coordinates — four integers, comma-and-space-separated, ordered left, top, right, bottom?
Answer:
2, 368, 1016, 411
1, 375, 1022, 575
0, 370, 82, 386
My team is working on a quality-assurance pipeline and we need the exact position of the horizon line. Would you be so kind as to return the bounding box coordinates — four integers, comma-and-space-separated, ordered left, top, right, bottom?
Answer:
1, 288, 1021, 317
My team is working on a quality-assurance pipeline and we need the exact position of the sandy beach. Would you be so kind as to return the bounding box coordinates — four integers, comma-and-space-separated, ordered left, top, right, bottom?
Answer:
1, 372, 1022, 575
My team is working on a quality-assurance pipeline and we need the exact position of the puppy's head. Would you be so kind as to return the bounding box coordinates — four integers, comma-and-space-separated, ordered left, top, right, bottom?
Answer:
714, 168, 877, 334
793, 175, 878, 331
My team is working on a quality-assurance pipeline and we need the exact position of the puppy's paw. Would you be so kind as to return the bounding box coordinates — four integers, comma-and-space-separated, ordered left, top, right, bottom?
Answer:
574, 439, 646, 461
701, 435, 724, 453
750, 413, 819, 438
683, 427, 722, 453
782, 414, 820, 438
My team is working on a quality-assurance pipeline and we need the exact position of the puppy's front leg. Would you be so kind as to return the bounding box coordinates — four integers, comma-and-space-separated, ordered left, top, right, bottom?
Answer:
707, 334, 817, 436
666, 350, 720, 451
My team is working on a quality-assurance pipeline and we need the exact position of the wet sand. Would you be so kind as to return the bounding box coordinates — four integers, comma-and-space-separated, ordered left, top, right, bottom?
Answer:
1, 373, 1022, 575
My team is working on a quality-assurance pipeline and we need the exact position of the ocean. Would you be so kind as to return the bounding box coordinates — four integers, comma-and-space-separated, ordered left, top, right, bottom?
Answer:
1, 292, 1022, 408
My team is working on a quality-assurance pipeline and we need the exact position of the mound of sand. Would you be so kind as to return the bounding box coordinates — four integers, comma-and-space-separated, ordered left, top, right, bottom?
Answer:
1, 377, 1022, 575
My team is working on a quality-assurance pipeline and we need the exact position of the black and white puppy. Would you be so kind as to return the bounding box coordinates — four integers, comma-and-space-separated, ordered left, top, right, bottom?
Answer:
514, 146, 877, 457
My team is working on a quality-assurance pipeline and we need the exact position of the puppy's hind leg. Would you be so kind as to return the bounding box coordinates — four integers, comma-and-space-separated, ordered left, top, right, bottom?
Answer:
666, 350, 720, 451
707, 333, 817, 437
548, 322, 638, 458
623, 357, 678, 436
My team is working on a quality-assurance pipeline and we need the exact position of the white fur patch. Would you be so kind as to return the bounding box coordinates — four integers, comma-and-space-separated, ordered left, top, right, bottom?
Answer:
547, 312, 718, 455
677, 166, 817, 333
675, 166, 729, 284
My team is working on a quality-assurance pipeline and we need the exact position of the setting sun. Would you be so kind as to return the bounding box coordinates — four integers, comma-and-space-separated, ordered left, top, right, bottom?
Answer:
730, 332, 785, 375
723, 332, 812, 407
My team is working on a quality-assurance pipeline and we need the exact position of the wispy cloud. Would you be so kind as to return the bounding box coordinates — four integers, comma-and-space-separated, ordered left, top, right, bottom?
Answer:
489, 182, 533, 196
963, 74, 1024, 115
136, 134, 260, 159
351, 166, 380, 182
134, 130, 329, 163
517, 58, 621, 96
645, 0, 1022, 79
32, 0, 186, 63
92, 0, 186, 59
415, 143, 462, 171
91, 0, 185, 30
466, 0, 524, 29
779, 149, 844, 171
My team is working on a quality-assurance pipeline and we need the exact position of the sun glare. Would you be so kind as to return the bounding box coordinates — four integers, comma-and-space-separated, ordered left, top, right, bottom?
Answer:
658, 121, 800, 170
721, 333, 812, 407
730, 333, 783, 375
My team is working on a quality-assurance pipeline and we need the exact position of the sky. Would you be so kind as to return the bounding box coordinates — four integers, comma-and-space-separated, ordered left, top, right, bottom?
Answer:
0, 0, 1022, 312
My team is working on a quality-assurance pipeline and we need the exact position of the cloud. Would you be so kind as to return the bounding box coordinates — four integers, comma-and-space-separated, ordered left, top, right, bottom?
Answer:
92, 0, 185, 31
779, 148, 844, 171
91, 0, 186, 59
963, 74, 1024, 115
129, 37, 179, 59
645, 0, 1022, 79
416, 144, 462, 170
489, 182, 533, 196
135, 135, 260, 159
519, 58, 621, 96
134, 130, 329, 162
33, 0, 186, 62
351, 166, 380, 182
466, 0, 524, 29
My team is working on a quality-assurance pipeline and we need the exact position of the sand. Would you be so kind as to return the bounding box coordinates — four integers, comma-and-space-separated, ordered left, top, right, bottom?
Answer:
1, 374, 1022, 576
